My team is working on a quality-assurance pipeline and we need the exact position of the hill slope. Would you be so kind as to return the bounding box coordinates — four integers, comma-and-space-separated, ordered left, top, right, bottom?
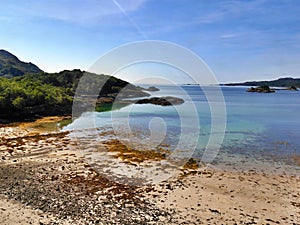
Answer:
0, 50, 42, 77
0, 50, 150, 123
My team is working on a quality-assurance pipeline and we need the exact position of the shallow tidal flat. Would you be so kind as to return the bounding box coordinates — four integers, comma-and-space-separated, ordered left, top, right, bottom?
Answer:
0, 118, 299, 224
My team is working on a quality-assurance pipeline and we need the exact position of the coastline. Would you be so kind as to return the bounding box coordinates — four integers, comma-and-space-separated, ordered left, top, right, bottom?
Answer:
0, 119, 299, 224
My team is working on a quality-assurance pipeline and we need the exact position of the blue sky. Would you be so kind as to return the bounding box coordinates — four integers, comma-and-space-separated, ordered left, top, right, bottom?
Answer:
1, 0, 300, 83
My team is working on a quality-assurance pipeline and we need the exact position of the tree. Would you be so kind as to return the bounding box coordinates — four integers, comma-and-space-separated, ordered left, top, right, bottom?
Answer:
12, 96, 26, 109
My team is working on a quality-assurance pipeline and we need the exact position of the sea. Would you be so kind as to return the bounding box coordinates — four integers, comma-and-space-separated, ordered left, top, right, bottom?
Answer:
64, 85, 300, 173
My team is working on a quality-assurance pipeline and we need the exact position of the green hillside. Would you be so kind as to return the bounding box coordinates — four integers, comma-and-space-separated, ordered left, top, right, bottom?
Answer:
0, 50, 151, 123
0, 69, 149, 123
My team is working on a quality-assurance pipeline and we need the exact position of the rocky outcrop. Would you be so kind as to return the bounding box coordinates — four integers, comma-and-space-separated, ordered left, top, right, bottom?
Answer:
135, 96, 184, 106
145, 86, 160, 92
138, 86, 160, 92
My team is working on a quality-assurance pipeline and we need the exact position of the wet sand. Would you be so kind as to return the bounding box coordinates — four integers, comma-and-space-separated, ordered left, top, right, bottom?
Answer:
0, 118, 299, 224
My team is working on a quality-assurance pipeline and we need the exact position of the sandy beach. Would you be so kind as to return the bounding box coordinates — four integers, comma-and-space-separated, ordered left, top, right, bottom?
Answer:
0, 117, 299, 224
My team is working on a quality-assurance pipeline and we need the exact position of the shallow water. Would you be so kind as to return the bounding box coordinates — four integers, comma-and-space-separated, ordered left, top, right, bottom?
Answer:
65, 85, 300, 171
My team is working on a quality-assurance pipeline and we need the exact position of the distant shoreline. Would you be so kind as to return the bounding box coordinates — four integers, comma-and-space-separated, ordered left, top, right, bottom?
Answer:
222, 77, 300, 87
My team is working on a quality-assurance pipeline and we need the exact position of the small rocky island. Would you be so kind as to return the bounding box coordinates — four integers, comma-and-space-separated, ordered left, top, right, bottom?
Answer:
224, 77, 300, 93
246, 85, 299, 93
135, 96, 184, 106
138, 86, 160, 92
97, 96, 185, 112
145, 86, 160, 92
285, 86, 298, 91
247, 86, 275, 93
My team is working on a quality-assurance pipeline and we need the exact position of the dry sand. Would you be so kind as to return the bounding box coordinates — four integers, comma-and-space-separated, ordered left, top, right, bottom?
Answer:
148, 169, 300, 224
0, 117, 299, 224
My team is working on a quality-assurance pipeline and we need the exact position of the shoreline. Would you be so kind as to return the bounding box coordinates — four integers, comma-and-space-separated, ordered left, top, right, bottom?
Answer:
0, 119, 299, 224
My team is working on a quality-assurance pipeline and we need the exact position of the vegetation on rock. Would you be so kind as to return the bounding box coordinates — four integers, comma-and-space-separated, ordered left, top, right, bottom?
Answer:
0, 76, 72, 121
103, 139, 169, 164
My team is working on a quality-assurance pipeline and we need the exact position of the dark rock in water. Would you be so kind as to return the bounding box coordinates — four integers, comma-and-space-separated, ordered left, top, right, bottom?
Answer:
247, 86, 275, 93
138, 86, 160, 92
145, 86, 160, 92
135, 96, 184, 106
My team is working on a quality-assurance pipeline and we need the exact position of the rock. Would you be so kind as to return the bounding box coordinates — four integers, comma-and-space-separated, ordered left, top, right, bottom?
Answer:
96, 97, 114, 104
145, 86, 160, 92
138, 86, 160, 92
135, 96, 184, 106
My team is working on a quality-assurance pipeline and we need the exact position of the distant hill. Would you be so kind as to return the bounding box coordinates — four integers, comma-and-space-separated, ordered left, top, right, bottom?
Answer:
224, 77, 300, 87
0, 49, 42, 77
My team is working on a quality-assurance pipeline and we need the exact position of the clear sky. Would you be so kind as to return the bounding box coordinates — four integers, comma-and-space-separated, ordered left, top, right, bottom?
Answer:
1, 0, 300, 83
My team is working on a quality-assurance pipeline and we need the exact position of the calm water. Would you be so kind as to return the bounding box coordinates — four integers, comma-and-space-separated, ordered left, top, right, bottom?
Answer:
66, 85, 300, 170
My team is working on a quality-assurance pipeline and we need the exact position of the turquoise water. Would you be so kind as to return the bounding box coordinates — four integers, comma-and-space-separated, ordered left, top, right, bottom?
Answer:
66, 85, 300, 169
